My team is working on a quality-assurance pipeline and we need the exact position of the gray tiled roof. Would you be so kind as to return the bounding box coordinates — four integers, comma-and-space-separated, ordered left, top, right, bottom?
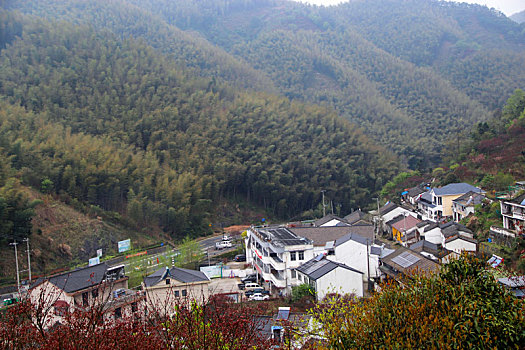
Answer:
296, 256, 362, 280
144, 267, 209, 287
407, 186, 426, 197
433, 183, 483, 196
379, 202, 398, 215
335, 231, 372, 247
289, 226, 355, 246
343, 210, 366, 225
409, 240, 439, 253
314, 214, 347, 227
381, 247, 440, 275
453, 191, 485, 206
440, 222, 472, 238
35, 263, 112, 293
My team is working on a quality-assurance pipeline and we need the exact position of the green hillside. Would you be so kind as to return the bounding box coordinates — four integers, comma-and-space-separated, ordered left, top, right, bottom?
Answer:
0, 11, 397, 243
9, 0, 525, 168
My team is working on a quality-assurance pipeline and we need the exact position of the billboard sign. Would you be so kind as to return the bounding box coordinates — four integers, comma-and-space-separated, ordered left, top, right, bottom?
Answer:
89, 256, 100, 266
118, 239, 131, 253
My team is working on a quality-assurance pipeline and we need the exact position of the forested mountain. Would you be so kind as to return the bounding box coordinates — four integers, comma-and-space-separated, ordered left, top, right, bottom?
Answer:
7, 0, 525, 169
0, 11, 398, 243
510, 10, 525, 24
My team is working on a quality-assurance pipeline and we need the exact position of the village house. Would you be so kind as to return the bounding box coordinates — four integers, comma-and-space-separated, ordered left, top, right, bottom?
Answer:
296, 254, 364, 300
403, 185, 426, 205
379, 247, 440, 285
142, 266, 210, 314
452, 191, 485, 222
379, 202, 415, 233
29, 263, 144, 327
416, 221, 477, 254
389, 214, 422, 246
426, 183, 484, 220
500, 193, 525, 235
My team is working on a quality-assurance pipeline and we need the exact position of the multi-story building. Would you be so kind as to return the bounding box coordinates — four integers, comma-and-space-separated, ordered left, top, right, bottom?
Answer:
245, 226, 314, 295
500, 193, 525, 235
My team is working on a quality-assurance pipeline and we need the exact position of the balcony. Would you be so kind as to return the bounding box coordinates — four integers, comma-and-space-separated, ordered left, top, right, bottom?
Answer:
269, 255, 285, 271
511, 211, 525, 220
269, 272, 286, 288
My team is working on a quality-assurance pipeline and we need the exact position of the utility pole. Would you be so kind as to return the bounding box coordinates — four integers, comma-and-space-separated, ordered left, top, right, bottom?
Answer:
321, 190, 326, 217
372, 197, 381, 242
9, 242, 20, 294
24, 238, 31, 282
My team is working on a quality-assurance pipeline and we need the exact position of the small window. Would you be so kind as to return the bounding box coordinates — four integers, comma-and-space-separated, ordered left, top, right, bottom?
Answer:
182, 289, 187, 297
131, 302, 138, 313
115, 307, 122, 319
291, 269, 296, 279
298, 251, 304, 260
166, 278, 171, 285
290, 252, 296, 261
92, 289, 99, 299
174, 290, 180, 297
82, 292, 89, 307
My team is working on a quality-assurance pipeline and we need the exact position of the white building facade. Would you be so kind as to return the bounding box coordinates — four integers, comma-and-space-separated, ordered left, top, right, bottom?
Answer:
245, 226, 314, 295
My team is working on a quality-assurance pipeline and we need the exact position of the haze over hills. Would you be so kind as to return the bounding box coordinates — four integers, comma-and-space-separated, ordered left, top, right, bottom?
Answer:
7, 0, 525, 168
510, 9, 525, 23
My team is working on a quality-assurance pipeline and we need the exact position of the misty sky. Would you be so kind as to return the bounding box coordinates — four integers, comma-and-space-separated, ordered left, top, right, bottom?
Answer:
293, 0, 525, 16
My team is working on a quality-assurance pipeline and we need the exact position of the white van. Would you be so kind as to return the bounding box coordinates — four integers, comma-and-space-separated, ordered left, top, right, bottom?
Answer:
215, 240, 232, 250
244, 283, 261, 290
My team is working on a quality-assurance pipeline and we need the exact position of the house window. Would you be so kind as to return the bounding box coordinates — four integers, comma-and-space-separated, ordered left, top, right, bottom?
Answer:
82, 292, 89, 307
291, 269, 297, 279
182, 289, 187, 297
290, 252, 296, 261
166, 278, 171, 285
174, 290, 180, 297
115, 307, 122, 319
131, 302, 138, 313
54, 300, 68, 317
298, 251, 304, 260
92, 289, 99, 299
438, 197, 442, 205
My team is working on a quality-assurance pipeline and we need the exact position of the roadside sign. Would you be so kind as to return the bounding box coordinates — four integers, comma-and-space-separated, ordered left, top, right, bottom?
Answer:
97, 249, 103, 257
89, 256, 100, 266
118, 239, 131, 253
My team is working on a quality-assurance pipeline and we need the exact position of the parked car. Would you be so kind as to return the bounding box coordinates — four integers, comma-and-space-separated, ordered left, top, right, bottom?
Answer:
234, 254, 246, 262
215, 240, 232, 250
241, 274, 257, 284
245, 288, 270, 297
249, 293, 269, 301
237, 283, 245, 290
243, 282, 261, 291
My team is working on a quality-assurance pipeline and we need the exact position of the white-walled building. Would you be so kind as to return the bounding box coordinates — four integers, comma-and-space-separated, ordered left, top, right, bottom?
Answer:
245, 226, 314, 295
500, 193, 525, 235
379, 202, 415, 233
296, 255, 364, 300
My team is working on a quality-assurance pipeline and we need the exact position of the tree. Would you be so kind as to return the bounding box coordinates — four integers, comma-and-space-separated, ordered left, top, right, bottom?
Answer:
310, 255, 525, 349
291, 283, 315, 302
176, 236, 205, 269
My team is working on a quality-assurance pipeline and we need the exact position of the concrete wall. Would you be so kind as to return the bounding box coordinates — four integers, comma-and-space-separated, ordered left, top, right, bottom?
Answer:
315, 267, 363, 301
